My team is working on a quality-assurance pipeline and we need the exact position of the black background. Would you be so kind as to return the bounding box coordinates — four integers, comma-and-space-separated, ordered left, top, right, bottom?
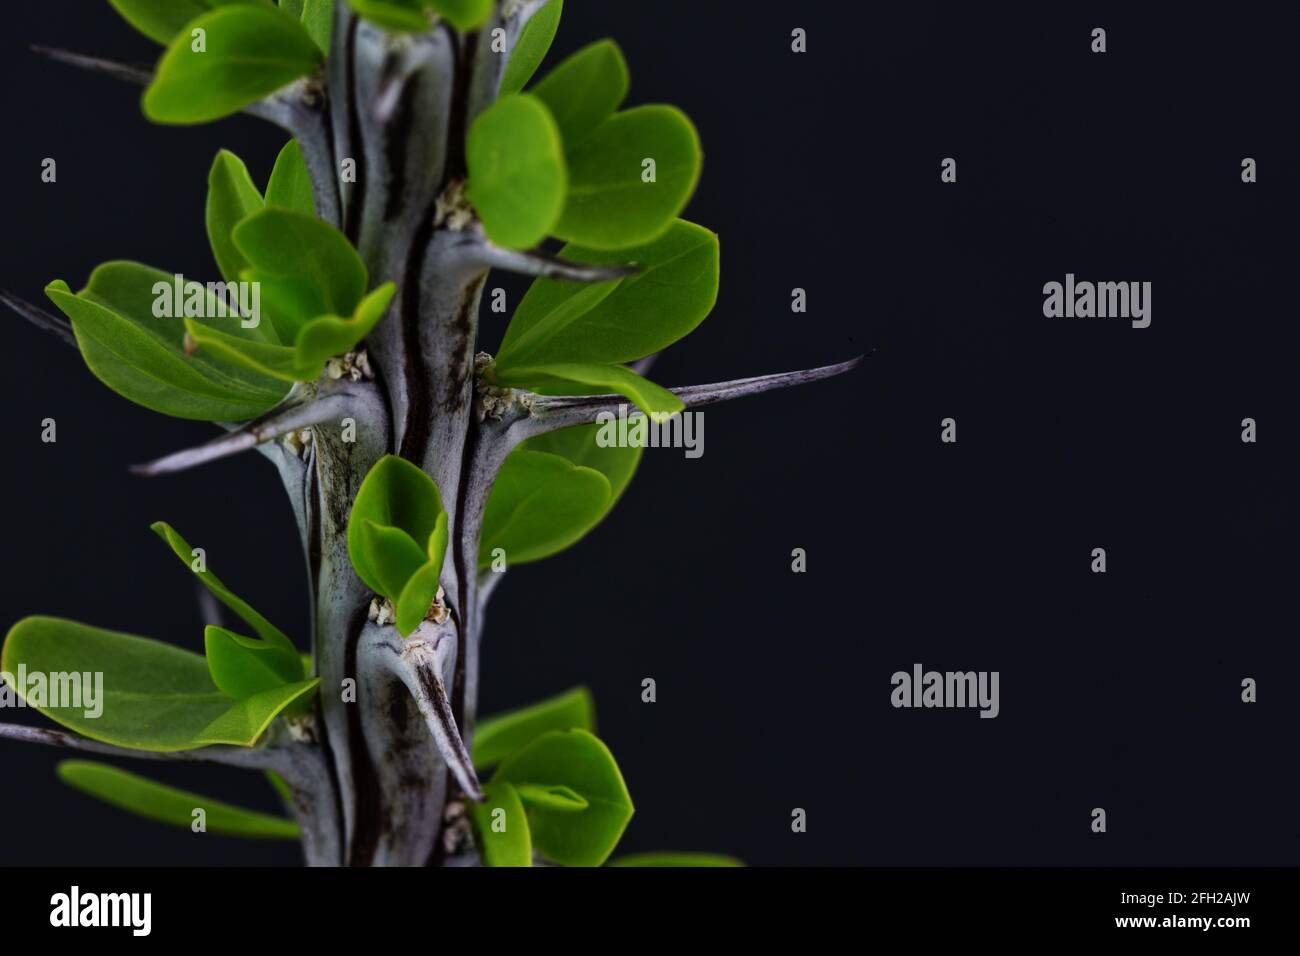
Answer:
1, 1, 1297, 867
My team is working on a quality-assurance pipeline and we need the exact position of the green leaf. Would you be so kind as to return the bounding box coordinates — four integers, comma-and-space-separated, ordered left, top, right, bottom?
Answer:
348, 456, 445, 592
143, 5, 323, 125
185, 206, 388, 382
46, 269, 289, 422
108, 0, 267, 46
348, 456, 450, 635
345, 0, 428, 31
494, 220, 719, 369
494, 280, 618, 368
522, 423, 641, 507
493, 729, 633, 867
264, 139, 316, 215
554, 106, 701, 250
188, 277, 390, 382
466, 94, 567, 249
473, 686, 594, 769
499, 0, 562, 96
184, 283, 392, 383
428, 0, 491, 31
150, 521, 299, 659
478, 450, 610, 569
479, 424, 641, 570
1, 616, 318, 751
78, 260, 275, 351
394, 512, 448, 636
233, 208, 367, 316
265, 768, 295, 813
291, 282, 393, 364
252, 274, 328, 343
515, 783, 588, 813
609, 853, 743, 867
181, 324, 299, 380
196, 678, 319, 744
531, 40, 628, 147
356, 521, 428, 599
58, 760, 300, 839
496, 362, 684, 422
204, 625, 303, 699
469, 781, 532, 866
300, 0, 333, 53
206, 149, 265, 283
511, 423, 641, 548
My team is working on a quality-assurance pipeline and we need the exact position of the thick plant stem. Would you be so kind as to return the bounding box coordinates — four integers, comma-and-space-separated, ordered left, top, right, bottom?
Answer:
353, 623, 448, 865
275, 1, 500, 865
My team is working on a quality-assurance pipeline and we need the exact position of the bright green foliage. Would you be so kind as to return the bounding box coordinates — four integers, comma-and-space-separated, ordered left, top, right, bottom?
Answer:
108, 0, 268, 45
150, 521, 300, 660
553, 105, 700, 249
514, 782, 588, 812
427, 0, 492, 31
469, 781, 532, 866
45, 267, 289, 422
58, 760, 300, 839
499, 0, 563, 96
152, 520, 307, 709
467, 94, 567, 249
48, 141, 371, 419
473, 685, 594, 769
470, 693, 632, 867
345, 0, 428, 31
298, 0, 333, 52
265, 139, 317, 215
530, 40, 629, 147
494, 221, 719, 367
205, 625, 304, 700
206, 150, 266, 283
347, 456, 451, 637
207, 141, 321, 281
478, 424, 641, 569
610, 853, 743, 867
492, 729, 633, 867
235, 209, 366, 316
521, 40, 700, 249
479, 450, 610, 569
266, 769, 295, 812
490, 219, 718, 417
187, 283, 394, 382
186, 208, 394, 382
143, 5, 323, 125
522, 424, 641, 506
346, 0, 491, 32
0, 617, 318, 751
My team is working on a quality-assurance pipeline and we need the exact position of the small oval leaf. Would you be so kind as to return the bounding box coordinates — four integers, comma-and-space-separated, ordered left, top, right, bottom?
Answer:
473, 686, 595, 770
467, 94, 568, 249
143, 5, 323, 125
493, 729, 633, 867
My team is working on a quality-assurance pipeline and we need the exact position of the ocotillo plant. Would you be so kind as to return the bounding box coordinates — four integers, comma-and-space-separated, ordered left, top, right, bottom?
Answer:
0, 0, 857, 867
